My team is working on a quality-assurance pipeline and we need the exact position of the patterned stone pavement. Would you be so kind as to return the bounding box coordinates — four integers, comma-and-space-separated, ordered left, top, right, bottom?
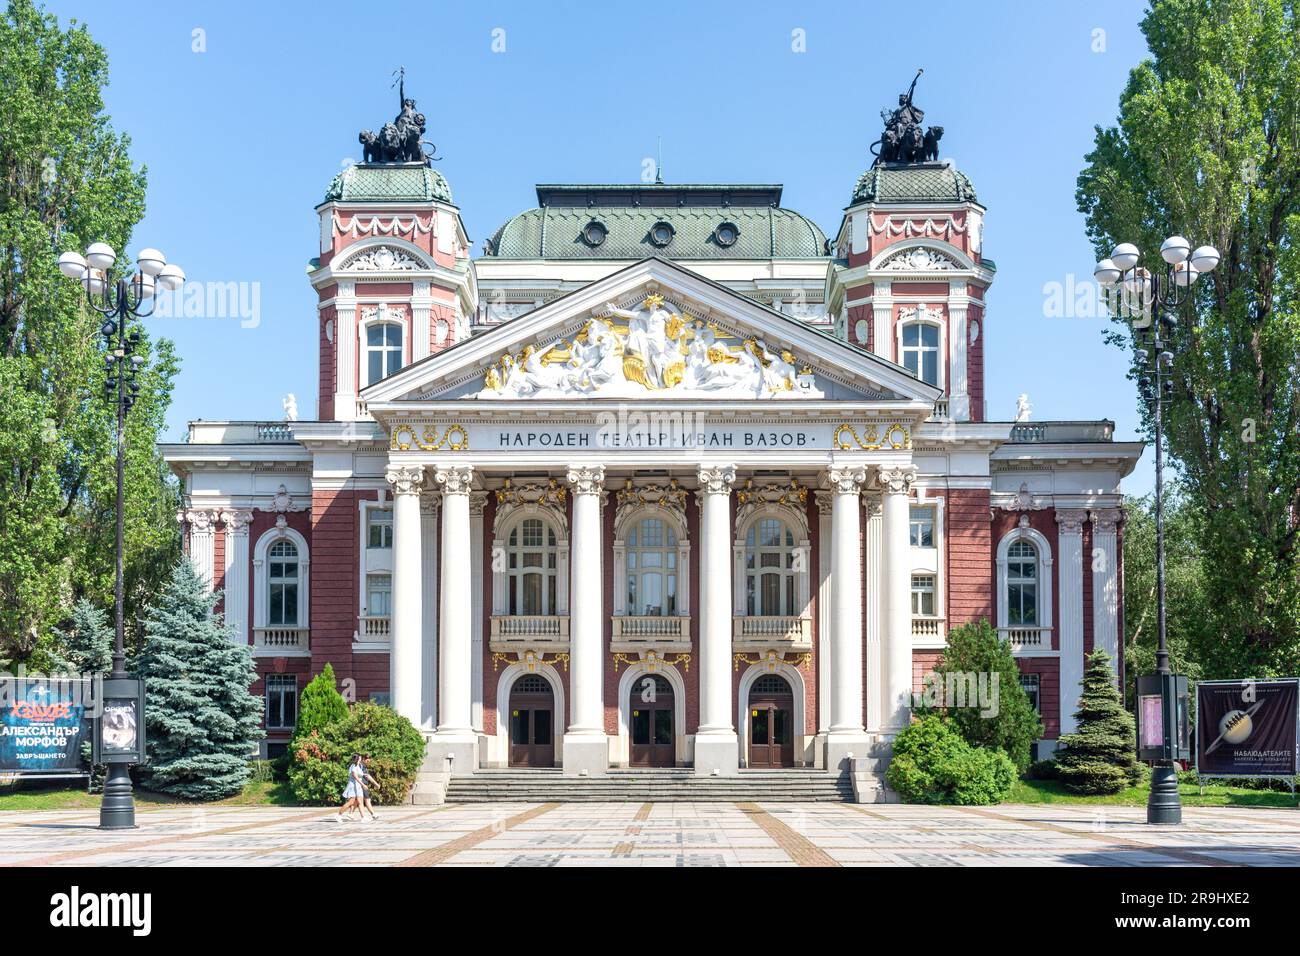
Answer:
1, 802, 1298, 867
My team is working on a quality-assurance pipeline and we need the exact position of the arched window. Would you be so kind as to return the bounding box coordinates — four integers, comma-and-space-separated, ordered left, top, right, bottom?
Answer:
1006, 540, 1038, 625
901, 321, 940, 385
268, 540, 299, 627
626, 517, 677, 616
507, 517, 558, 615
745, 516, 797, 616
366, 322, 403, 385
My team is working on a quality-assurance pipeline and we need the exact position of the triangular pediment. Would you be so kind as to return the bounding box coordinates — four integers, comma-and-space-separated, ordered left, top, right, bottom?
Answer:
361, 257, 941, 407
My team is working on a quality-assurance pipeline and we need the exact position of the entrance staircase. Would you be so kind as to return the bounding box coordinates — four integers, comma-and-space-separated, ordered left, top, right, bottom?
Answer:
444, 767, 857, 803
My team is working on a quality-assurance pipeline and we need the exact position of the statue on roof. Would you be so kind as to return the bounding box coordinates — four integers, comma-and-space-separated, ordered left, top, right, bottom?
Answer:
872, 69, 945, 165
357, 67, 438, 165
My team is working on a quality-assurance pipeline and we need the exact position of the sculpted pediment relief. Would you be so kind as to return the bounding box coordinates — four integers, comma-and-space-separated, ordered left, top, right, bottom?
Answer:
476, 293, 823, 400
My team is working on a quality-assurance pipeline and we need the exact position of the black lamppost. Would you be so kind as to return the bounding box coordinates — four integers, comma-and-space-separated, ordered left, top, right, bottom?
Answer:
57, 242, 185, 829
1094, 235, 1219, 825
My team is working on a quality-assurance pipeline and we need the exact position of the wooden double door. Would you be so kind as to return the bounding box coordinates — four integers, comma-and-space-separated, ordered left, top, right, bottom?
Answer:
748, 674, 795, 768
509, 674, 555, 767
629, 675, 675, 767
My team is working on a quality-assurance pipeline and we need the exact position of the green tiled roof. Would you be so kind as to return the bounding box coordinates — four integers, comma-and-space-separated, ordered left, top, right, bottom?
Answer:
485, 184, 827, 260
850, 163, 977, 205
323, 163, 453, 204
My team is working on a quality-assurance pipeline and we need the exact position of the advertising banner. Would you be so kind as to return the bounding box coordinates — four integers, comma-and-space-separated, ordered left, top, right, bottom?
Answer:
0, 677, 97, 775
1196, 679, 1299, 778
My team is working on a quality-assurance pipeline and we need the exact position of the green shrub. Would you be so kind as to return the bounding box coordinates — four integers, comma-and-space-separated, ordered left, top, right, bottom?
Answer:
1056, 650, 1140, 795
921, 619, 1043, 771
1024, 758, 1059, 781
887, 714, 1017, 805
288, 702, 426, 805
291, 663, 350, 750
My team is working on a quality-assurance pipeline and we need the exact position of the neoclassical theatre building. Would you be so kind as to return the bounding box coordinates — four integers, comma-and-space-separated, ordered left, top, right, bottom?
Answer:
162, 84, 1140, 789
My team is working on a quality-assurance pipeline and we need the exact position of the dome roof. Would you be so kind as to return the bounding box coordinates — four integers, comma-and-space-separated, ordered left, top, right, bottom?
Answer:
323, 163, 453, 204
850, 163, 977, 205
483, 184, 827, 260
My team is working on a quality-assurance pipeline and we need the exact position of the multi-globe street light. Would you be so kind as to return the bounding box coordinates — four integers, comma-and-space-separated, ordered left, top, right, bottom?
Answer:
57, 242, 185, 829
1094, 235, 1219, 825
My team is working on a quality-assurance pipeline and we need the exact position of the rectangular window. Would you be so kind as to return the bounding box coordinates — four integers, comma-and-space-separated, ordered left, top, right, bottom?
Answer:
367, 508, 393, 549
909, 507, 935, 548
366, 573, 392, 617
1020, 674, 1041, 714
911, 574, 935, 616
265, 675, 298, 730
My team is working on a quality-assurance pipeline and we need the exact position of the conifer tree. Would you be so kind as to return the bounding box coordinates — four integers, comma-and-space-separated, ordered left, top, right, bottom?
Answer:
49, 599, 113, 674
291, 663, 349, 749
1055, 649, 1140, 794
136, 560, 263, 799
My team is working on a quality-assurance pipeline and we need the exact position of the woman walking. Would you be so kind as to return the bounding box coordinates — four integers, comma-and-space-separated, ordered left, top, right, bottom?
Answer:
358, 755, 380, 822
333, 754, 366, 823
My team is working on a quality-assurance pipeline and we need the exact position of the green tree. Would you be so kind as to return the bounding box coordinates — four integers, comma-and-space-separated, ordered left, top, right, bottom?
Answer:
922, 620, 1043, 771
1120, 489, 1211, 702
135, 560, 263, 800
48, 597, 112, 673
0, 0, 180, 666
886, 715, 1017, 806
1077, 0, 1300, 676
291, 663, 349, 749
1056, 650, 1141, 795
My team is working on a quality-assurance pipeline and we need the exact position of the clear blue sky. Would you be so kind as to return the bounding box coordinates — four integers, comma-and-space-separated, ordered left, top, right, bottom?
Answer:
42, 0, 1158, 492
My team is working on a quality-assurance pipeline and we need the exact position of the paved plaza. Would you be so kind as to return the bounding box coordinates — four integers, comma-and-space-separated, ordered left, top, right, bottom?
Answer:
1, 802, 1298, 866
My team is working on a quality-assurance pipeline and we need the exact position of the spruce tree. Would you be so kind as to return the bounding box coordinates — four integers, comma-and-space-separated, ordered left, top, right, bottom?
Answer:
291, 663, 349, 749
49, 599, 113, 674
136, 560, 263, 799
1055, 649, 1140, 794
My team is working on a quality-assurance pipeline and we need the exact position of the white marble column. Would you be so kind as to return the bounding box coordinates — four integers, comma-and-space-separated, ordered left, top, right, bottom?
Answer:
220, 510, 254, 644
565, 466, 608, 775
427, 465, 477, 772
948, 281, 971, 421
419, 494, 439, 732
815, 493, 834, 739
335, 282, 357, 421
863, 495, 884, 734
1090, 508, 1122, 673
181, 509, 219, 593
469, 491, 488, 733
826, 467, 872, 770
1057, 509, 1087, 734
696, 465, 738, 775
880, 467, 917, 734
872, 282, 894, 361
386, 465, 424, 728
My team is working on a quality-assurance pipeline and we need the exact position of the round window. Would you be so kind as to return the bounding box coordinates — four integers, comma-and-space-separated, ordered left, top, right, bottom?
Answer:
714, 222, 739, 247
581, 220, 607, 247
649, 221, 675, 247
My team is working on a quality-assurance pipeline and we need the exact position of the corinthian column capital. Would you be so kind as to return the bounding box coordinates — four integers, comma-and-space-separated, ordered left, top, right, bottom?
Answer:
566, 465, 606, 496
386, 464, 426, 497
1056, 508, 1088, 534
827, 466, 868, 496
696, 465, 736, 497
878, 466, 917, 496
1090, 507, 1123, 533
434, 464, 473, 496
220, 509, 255, 536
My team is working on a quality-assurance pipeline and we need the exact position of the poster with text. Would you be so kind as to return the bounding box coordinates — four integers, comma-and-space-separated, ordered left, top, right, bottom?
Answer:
1196, 679, 1299, 777
0, 679, 94, 774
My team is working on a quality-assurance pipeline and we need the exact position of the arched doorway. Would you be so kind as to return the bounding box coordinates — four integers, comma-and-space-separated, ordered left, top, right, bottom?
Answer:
748, 674, 795, 768
629, 674, 675, 767
508, 674, 555, 767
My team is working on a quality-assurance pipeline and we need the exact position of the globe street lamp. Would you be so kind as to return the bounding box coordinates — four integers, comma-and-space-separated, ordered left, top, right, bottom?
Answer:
58, 242, 185, 829
1094, 235, 1219, 825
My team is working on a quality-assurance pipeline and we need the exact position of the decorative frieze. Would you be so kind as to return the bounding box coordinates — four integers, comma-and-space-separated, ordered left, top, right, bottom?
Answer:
493, 477, 568, 534
832, 422, 911, 451
390, 423, 469, 451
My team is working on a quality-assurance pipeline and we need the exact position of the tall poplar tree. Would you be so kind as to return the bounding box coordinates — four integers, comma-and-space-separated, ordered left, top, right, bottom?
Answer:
0, 0, 180, 665
1077, 0, 1300, 676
